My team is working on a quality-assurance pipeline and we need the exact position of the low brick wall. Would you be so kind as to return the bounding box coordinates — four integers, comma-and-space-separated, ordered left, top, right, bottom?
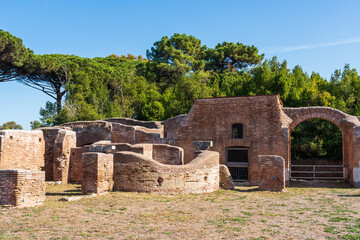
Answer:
257, 155, 285, 191
152, 144, 184, 165
113, 150, 219, 194
98, 143, 183, 165
111, 143, 153, 157
0, 170, 45, 207
82, 153, 114, 194
0, 130, 45, 171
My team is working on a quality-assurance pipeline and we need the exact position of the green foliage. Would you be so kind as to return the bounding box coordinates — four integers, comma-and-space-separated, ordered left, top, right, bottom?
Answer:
30, 101, 58, 129
146, 33, 205, 72
0, 29, 35, 81
291, 119, 342, 163
0, 121, 23, 130
2, 30, 360, 162
205, 41, 264, 72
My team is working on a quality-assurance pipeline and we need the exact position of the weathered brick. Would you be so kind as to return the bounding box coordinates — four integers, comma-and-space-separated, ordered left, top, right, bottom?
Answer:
257, 155, 285, 191
0, 170, 45, 207
82, 153, 114, 194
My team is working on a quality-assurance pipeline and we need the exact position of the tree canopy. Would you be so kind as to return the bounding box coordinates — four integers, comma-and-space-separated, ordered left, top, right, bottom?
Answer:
1, 30, 359, 163
0, 121, 23, 130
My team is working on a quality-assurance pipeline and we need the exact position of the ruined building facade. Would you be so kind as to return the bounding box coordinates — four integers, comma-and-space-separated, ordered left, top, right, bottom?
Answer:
1, 95, 360, 207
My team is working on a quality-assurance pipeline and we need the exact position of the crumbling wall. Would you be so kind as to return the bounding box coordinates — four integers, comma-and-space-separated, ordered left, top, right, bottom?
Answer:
111, 123, 136, 144
113, 150, 219, 194
164, 114, 186, 139
82, 153, 114, 194
92, 142, 183, 165
61, 121, 112, 147
135, 129, 161, 143
0, 170, 45, 207
0, 130, 45, 170
41, 128, 60, 180
152, 144, 184, 165
69, 146, 88, 183
103, 117, 163, 129
61, 121, 161, 146
257, 155, 285, 191
53, 130, 76, 184
162, 95, 289, 186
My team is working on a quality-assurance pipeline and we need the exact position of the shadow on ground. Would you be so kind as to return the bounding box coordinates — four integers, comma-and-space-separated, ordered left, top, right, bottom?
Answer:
289, 180, 353, 188
46, 189, 82, 196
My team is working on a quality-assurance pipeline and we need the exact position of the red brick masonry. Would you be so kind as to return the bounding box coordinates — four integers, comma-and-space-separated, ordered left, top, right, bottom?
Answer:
257, 155, 285, 191
0, 170, 45, 207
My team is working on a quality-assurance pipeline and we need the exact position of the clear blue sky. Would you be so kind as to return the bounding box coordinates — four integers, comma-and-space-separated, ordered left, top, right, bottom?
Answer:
1, 0, 360, 129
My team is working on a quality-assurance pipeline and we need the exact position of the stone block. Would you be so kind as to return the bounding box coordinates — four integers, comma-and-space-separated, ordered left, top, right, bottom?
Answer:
258, 155, 285, 191
219, 165, 234, 190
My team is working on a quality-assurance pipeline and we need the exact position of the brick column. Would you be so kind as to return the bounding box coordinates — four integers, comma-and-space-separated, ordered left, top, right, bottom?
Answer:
81, 153, 114, 194
258, 155, 285, 191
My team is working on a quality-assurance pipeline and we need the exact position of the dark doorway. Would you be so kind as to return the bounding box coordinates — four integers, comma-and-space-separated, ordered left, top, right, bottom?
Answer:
290, 119, 344, 181
226, 147, 249, 181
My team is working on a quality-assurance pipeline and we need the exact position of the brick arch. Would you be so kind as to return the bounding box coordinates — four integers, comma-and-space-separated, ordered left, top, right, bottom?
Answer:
283, 107, 359, 132
282, 106, 360, 184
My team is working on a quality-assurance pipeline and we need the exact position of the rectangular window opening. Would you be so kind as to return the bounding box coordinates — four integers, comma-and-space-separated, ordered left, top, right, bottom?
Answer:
232, 124, 243, 139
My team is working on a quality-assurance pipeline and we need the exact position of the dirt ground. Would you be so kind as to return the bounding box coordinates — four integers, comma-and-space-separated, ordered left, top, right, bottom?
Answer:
1, 181, 360, 240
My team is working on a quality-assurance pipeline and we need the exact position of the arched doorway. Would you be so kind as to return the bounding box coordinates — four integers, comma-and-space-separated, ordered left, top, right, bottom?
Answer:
283, 106, 360, 185
290, 119, 344, 181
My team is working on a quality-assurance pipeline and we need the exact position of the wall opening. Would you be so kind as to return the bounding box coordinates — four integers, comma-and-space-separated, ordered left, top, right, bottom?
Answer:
290, 119, 343, 181
226, 147, 248, 181
232, 124, 243, 139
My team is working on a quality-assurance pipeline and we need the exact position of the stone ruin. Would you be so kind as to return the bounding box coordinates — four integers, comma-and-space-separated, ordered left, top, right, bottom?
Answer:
1, 94, 360, 207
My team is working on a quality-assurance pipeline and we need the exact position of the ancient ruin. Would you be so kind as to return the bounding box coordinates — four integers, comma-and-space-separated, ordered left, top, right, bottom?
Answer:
1, 94, 360, 207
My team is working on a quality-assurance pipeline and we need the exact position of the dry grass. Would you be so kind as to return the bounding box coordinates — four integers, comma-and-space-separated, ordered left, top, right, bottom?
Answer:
1, 182, 360, 239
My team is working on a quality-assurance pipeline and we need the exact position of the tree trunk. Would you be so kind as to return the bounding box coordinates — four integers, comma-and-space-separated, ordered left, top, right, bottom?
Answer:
56, 94, 62, 114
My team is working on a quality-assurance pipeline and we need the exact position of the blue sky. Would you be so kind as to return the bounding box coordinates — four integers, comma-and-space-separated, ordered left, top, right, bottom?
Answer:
1, 0, 360, 129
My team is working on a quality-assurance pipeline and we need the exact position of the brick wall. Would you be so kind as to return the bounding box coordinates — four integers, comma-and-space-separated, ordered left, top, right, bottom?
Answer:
41, 128, 60, 180
112, 143, 153, 157
102, 117, 163, 129
61, 121, 112, 147
53, 130, 76, 184
0, 130, 45, 171
82, 153, 114, 194
113, 150, 219, 194
134, 129, 161, 143
163, 95, 289, 185
257, 155, 285, 191
152, 144, 184, 165
0, 170, 45, 207
69, 147, 88, 183
111, 123, 136, 144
